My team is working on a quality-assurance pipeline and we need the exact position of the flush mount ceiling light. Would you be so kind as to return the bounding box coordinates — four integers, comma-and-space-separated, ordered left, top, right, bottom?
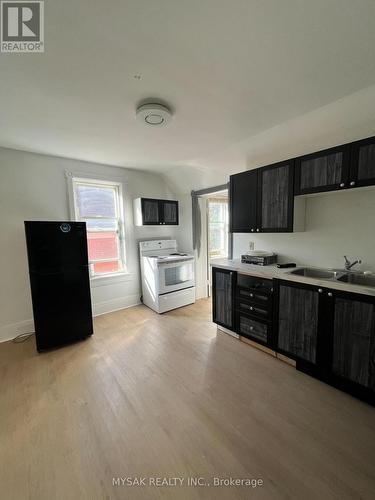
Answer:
136, 102, 173, 127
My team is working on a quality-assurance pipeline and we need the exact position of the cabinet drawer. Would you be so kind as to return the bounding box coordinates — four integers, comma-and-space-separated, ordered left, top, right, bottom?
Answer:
237, 313, 270, 344
237, 300, 270, 320
237, 274, 273, 294
237, 287, 272, 305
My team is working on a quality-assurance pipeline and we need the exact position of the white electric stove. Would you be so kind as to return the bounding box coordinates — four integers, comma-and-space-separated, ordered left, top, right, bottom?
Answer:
139, 240, 196, 313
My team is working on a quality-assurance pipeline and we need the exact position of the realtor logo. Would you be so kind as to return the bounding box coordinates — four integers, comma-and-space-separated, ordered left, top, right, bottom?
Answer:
1, 1, 44, 52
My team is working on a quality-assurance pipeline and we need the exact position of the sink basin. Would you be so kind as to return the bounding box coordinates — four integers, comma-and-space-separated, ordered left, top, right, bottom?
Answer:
337, 273, 375, 288
289, 267, 343, 280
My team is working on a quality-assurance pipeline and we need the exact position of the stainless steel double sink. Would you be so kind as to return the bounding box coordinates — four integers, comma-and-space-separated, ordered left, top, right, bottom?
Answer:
288, 267, 375, 288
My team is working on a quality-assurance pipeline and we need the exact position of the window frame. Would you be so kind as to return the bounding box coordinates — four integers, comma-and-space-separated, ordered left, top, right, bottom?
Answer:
69, 176, 127, 279
207, 198, 229, 260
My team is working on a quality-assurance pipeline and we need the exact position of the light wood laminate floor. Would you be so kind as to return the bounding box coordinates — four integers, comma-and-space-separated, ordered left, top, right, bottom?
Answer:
0, 299, 374, 500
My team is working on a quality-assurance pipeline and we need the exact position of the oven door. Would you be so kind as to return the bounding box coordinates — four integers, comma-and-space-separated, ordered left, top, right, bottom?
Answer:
158, 259, 195, 294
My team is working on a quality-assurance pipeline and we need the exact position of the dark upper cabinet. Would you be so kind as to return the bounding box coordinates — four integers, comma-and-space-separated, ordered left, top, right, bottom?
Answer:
141, 198, 160, 225
294, 144, 350, 195
230, 169, 258, 232
134, 198, 179, 226
229, 136, 375, 223
230, 161, 302, 233
277, 281, 320, 363
258, 161, 294, 232
212, 267, 235, 330
161, 200, 179, 225
331, 293, 375, 390
349, 136, 375, 188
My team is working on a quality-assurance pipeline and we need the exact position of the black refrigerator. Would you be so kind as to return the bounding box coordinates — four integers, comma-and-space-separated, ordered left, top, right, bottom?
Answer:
24, 221, 93, 352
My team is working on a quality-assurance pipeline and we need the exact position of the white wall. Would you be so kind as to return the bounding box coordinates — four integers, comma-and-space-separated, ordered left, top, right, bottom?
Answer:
233, 188, 375, 272
0, 147, 187, 342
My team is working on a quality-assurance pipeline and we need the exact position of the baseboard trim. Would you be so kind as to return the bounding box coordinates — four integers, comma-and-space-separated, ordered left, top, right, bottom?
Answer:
0, 319, 35, 343
217, 325, 240, 339
0, 295, 142, 343
92, 295, 141, 317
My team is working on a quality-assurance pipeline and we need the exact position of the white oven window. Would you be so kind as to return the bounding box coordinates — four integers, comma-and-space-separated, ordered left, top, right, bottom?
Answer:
164, 263, 193, 286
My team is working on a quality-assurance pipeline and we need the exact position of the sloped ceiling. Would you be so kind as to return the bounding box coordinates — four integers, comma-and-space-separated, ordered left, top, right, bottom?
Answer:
1, 0, 375, 192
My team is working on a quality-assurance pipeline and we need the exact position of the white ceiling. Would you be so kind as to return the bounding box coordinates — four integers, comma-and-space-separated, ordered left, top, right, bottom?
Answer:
1, 0, 375, 176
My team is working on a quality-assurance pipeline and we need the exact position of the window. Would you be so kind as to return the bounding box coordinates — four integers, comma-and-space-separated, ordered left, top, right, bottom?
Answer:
208, 198, 229, 259
72, 178, 126, 277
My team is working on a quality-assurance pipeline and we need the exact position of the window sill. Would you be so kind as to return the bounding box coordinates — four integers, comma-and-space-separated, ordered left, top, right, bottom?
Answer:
90, 271, 134, 288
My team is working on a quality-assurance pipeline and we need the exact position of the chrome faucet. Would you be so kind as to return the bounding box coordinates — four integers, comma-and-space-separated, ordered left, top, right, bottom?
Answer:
343, 255, 362, 271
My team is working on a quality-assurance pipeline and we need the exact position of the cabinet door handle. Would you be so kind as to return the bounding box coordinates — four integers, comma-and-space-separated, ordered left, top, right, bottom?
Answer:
249, 326, 254, 331
340, 183, 345, 188
256, 228, 260, 232
250, 293, 254, 298
328, 292, 333, 297
350, 181, 356, 187
250, 307, 253, 311
318, 288, 323, 293
251, 228, 254, 232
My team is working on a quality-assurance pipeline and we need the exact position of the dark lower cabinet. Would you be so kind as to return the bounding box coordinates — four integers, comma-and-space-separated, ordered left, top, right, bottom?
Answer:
276, 279, 375, 405
331, 293, 375, 391
277, 282, 320, 363
212, 267, 235, 330
235, 274, 274, 348
212, 270, 375, 405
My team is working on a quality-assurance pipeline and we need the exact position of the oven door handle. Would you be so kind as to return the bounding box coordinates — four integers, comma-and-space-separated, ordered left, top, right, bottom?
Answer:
157, 258, 194, 265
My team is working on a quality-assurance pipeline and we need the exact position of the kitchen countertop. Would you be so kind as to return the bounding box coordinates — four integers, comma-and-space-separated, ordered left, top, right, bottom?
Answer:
210, 258, 375, 297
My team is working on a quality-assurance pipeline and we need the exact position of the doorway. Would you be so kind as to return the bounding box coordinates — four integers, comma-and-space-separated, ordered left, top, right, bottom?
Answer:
192, 187, 230, 299
206, 194, 229, 295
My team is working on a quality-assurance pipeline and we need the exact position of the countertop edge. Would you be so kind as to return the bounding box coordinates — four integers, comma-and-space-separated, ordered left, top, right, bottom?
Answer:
210, 259, 375, 297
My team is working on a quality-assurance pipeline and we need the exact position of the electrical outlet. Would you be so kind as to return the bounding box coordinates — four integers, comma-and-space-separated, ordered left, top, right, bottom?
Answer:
249, 241, 254, 251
